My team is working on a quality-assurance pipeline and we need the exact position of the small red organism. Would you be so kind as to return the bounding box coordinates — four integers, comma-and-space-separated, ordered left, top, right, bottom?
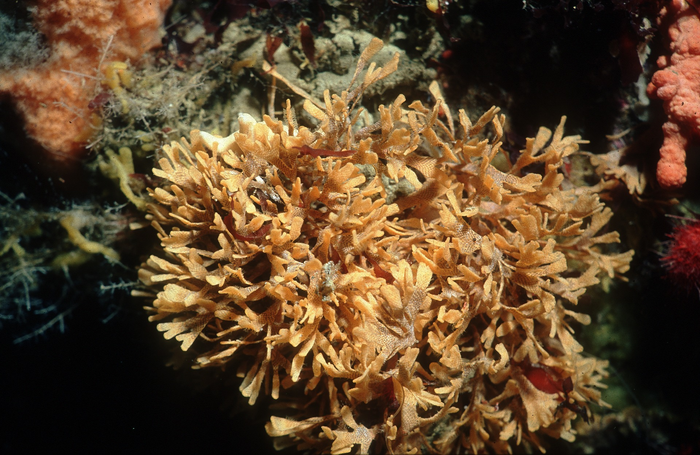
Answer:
662, 217, 700, 296
378, 377, 400, 417
299, 21, 316, 68
265, 32, 283, 64
365, 253, 395, 284
519, 362, 563, 394
517, 361, 590, 423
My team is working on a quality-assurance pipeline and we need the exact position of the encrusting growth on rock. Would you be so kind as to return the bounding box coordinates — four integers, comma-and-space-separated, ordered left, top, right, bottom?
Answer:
0, 0, 171, 167
646, 0, 700, 188
135, 39, 633, 453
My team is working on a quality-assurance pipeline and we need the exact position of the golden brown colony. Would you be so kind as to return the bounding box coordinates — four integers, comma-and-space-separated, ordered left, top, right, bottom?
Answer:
135, 39, 633, 454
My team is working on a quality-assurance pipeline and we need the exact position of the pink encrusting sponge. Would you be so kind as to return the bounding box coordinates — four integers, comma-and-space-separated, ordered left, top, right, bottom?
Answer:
662, 217, 700, 295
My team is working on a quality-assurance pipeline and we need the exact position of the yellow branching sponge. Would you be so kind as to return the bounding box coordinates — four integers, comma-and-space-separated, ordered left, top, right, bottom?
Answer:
136, 39, 633, 453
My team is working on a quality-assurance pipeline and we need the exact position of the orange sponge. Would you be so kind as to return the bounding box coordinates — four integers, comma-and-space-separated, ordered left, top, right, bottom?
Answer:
647, 0, 700, 188
0, 0, 172, 165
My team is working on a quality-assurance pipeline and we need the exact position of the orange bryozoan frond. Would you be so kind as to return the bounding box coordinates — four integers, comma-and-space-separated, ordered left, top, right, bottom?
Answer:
135, 38, 633, 454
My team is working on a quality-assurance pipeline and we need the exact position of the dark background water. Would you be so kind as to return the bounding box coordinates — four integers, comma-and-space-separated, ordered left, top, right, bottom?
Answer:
1, 294, 277, 455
